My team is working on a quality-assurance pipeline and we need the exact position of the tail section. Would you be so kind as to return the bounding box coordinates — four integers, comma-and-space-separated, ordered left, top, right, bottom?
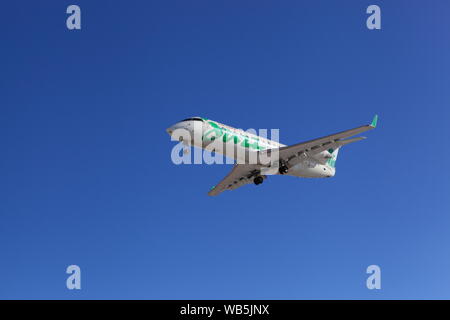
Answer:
325, 136, 365, 168
326, 148, 339, 168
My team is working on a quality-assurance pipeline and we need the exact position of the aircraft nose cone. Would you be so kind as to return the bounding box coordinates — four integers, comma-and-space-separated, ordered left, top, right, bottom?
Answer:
166, 127, 174, 135
166, 123, 181, 136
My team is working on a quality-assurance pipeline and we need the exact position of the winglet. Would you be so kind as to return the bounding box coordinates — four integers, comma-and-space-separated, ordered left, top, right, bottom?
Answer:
370, 114, 378, 128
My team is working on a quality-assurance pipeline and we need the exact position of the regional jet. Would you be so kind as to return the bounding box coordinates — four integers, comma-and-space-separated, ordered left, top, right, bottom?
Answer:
166, 115, 378, 196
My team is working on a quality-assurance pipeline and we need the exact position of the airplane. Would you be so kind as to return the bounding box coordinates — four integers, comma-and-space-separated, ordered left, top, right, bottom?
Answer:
166, 115, 378, 196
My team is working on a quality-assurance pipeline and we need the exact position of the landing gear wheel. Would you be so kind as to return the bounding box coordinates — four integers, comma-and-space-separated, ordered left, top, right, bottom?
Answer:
279, 165, 289, 175
253, 176, 264, 185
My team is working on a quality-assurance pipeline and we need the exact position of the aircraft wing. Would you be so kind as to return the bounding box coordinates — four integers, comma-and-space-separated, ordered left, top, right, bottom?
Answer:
273, 115, 378, 162
208, 164, 262, 196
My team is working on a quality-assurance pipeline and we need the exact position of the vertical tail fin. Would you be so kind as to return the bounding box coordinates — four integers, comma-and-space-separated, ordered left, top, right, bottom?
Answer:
326, 148, 339, 168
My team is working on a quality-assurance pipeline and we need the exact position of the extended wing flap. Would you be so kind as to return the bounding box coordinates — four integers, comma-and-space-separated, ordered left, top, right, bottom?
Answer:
208, 164, 260, 196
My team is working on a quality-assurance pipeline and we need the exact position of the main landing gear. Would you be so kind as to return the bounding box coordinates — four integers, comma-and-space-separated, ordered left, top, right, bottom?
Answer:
253, 176, 264, 185
278, 165, 289, 175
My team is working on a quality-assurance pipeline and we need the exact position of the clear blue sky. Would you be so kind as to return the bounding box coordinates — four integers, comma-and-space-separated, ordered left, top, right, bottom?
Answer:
1, 1, 450, 299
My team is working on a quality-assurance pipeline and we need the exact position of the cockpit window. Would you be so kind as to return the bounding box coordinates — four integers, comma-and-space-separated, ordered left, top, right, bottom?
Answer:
180, 117, 204, 122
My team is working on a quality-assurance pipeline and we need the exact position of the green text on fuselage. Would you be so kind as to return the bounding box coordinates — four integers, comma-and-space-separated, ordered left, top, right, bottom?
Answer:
203, 121, 267, 151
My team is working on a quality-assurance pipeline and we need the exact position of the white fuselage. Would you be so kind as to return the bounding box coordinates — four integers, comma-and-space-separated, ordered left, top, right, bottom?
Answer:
167, 117, 335, 178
